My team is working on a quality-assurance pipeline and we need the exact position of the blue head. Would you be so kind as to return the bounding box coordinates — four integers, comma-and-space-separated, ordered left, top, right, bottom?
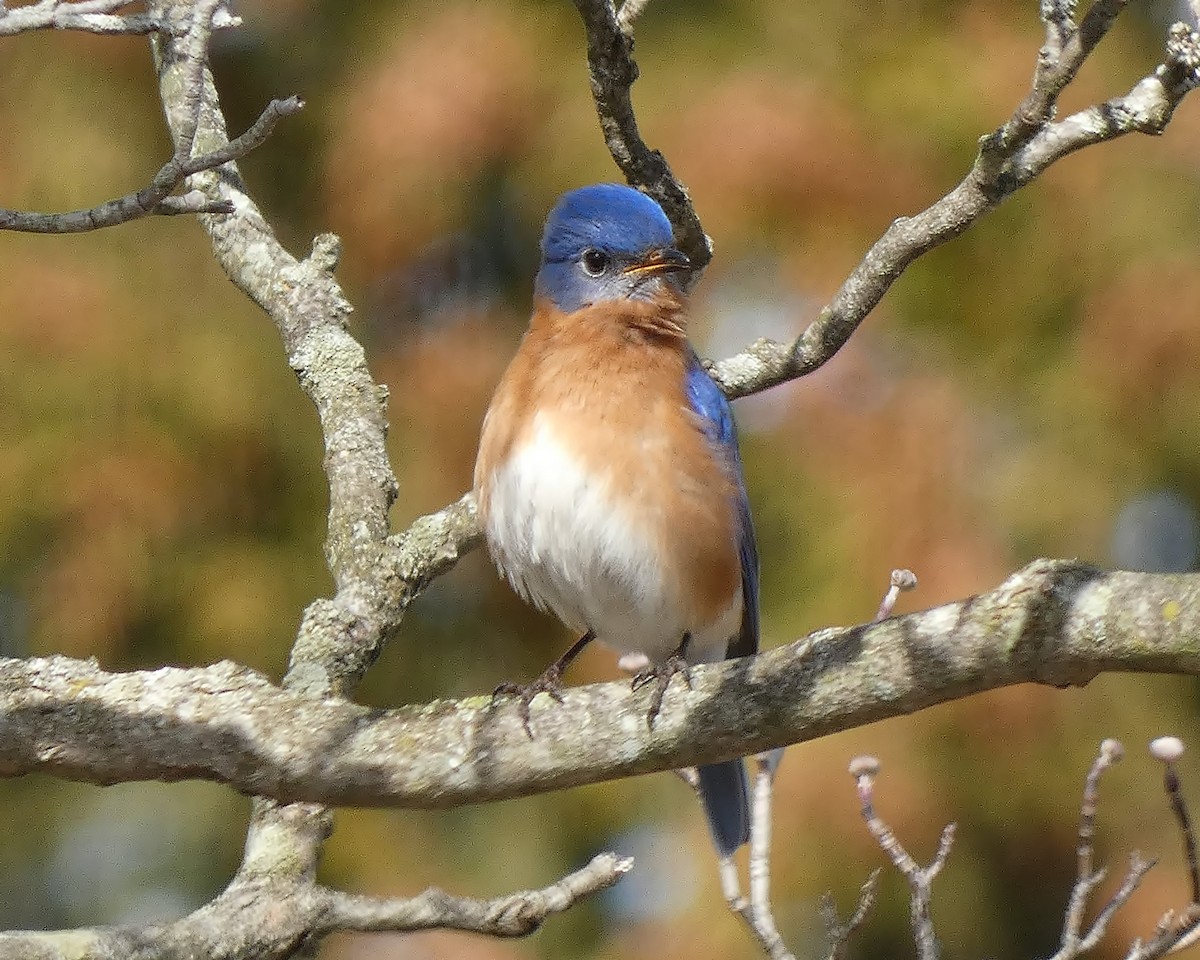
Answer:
535, 184, 691, 312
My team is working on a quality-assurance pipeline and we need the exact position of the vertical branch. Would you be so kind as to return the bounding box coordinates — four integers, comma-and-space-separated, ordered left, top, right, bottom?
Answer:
571, 0, 712, 269
145, 0, 409, 928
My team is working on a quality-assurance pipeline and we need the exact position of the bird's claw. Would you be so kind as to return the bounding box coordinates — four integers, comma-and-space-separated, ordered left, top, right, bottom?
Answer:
493, 668, 566, 738
631, 652, 692, 728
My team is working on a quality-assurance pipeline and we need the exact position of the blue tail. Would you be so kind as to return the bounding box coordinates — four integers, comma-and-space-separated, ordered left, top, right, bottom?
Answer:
697, 759, 750, 857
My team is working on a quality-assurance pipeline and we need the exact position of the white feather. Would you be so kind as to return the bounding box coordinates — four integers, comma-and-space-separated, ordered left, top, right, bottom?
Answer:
485, 414, 739, 663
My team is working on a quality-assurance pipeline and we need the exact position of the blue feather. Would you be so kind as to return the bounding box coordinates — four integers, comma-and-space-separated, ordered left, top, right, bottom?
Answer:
535, 184, 680, 313
685, 356, 758, 857
685, 358, 759, 659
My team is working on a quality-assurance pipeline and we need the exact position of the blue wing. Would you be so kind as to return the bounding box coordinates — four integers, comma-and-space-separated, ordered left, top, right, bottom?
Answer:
685, 356, 758, 856
685, 356, 759, 659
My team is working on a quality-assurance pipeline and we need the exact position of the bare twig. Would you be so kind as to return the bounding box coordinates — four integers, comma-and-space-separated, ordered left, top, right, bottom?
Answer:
319, 853, 632, 936
1004, 0, 1129, 154
0, 852, 631, 958
1047, 739, 1153, 960
819, 870, 882, 960
850, 756, 952, 960
1116, 737, 1200, 960
874, 568, 918, 622
0, 0, 239, 36
1150, 737, 1200, 904
1127, 904, 1200, 960
1040, 0, 1078, 53
719, 754, 797, 959
0, 95, 302, 233
615, 0, 651, 34
0, 0, 158, 35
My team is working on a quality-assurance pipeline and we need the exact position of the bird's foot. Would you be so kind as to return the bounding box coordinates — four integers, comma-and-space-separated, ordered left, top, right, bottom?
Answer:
631, 633, 693, 728
493, 667, 566, 739
492, 629, 595, 738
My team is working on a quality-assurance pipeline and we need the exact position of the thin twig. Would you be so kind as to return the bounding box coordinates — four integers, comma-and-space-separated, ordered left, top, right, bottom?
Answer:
0, 95, 301, 233
1085, 852, 1157, 953
0, 0, 159, 35
1121, 738, 1200, 959
875, 569, 918, 622
1048, 739, 1140, 960
615, 0, 651, 34
719, 754, 798, 960
571, 0, 712, 270
819, 870, 881, 960
850, 756, 952, 960
1150, 738, 1200, 903
0, 0, 238, 35
321, 853, 632, 936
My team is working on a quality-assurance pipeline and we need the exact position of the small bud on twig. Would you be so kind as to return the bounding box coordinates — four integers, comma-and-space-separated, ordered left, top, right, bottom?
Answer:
1151, 736, 1186, 763
849, 755, 881, 779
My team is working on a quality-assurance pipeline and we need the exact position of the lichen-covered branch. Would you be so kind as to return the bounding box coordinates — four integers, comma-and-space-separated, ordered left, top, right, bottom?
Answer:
4, 561, 1200, 808
0, 849, 631, 960
0, 0, 163, 36
571, 0, 712, 268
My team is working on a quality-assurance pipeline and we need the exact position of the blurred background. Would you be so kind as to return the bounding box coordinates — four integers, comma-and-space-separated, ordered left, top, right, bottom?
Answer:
3, 0, 1200, 956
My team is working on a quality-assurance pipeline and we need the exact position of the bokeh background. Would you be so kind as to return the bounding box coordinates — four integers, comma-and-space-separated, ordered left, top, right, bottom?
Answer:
3, 0, 1200, 956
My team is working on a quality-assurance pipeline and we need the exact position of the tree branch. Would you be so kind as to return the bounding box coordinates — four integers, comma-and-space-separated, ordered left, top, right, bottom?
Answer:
850, 756, 953, 960
0, 0, 160, 36
0, 850, 631, 959
4, 561, 1200, 807
571, 0, 712, 269
570, 0, 1200, 399
0, 95, 301, 233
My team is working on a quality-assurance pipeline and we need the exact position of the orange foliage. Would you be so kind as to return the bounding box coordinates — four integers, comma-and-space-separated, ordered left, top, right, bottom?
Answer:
324, 3, 544, 273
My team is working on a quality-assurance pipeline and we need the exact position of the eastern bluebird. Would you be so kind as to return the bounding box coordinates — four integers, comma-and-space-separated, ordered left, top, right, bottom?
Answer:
474, 183, 759, 857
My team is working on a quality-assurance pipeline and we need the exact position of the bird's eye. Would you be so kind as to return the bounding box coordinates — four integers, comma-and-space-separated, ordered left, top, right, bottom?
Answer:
580, 249, 609, 277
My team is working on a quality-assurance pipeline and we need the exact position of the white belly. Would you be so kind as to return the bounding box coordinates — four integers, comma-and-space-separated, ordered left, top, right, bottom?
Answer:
483, 416, 738, 664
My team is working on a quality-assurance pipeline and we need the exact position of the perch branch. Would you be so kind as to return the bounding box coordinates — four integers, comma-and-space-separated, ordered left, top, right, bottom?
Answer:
4, 561, 1200, 808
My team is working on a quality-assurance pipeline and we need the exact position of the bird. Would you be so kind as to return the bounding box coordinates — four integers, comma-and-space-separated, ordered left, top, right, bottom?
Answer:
473, 182, 759, 858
